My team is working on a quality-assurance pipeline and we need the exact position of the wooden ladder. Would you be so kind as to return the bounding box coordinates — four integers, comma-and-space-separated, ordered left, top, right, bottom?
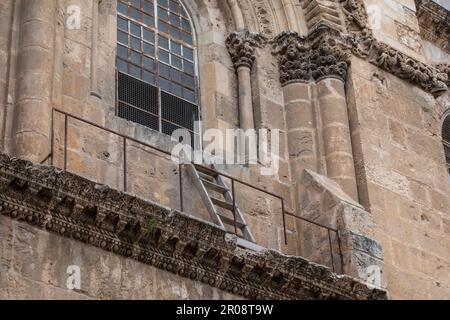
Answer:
185, 163, 256, 243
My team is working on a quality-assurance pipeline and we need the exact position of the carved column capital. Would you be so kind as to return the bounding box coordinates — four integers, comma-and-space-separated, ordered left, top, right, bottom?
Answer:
272, 31, 310, 85
309, 27, 351, 82
226, 30, 267, 70
272, 28, 351, 85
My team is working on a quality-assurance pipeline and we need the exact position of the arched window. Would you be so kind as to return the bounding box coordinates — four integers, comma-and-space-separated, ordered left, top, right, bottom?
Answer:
116, 0, 199, 139
443, 115, 450, 179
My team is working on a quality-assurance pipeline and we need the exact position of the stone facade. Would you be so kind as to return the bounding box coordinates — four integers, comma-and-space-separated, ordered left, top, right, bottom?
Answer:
0, 0, 449, 300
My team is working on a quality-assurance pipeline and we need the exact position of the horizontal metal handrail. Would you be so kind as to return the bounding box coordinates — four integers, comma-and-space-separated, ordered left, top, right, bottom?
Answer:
50, 107, 343, 273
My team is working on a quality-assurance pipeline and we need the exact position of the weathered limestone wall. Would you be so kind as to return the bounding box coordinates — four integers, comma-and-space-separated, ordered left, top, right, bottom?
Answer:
347, 57, 450, 299
0, 215, 241, 300
363, 0, 424, 60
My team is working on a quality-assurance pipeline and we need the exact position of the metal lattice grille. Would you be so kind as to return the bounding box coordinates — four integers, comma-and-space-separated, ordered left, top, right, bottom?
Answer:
117, 72, 159, 131
161, 91, 198, 131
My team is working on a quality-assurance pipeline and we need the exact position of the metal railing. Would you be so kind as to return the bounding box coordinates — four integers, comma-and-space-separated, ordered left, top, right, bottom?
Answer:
46, 108, 344, 273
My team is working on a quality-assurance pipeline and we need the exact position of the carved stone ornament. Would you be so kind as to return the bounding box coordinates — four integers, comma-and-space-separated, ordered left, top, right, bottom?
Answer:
415, 0, 450, 53
226, 30, 267, 70
339, 0, 449, 97
0, 153, 387, 300
272, 26, 351, 85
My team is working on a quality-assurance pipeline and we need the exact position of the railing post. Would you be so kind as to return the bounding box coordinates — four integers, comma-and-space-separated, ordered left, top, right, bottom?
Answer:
50, 109, 54, 166
281, 199, 287, 245
328, 229, 336, 273
337, 230, 344, 274
231, 179, 237, 235
64, 114, 68, 171
123, 137, 127, 193
179, 152, 184, 212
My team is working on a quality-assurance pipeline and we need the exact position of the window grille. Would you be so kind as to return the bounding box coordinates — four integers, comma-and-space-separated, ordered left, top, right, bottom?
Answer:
116, 0, 200, 140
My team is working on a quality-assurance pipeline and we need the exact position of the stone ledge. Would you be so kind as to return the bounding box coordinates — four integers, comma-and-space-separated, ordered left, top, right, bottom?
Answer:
0, 153, 387, 300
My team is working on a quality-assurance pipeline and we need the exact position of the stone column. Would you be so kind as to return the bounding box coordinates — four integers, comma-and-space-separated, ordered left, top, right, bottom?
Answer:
309, 29, 358, 201
316, 78, 358, 201
272, 32, 319, 177
226, 30, 266, 131
12, 0, 56, 162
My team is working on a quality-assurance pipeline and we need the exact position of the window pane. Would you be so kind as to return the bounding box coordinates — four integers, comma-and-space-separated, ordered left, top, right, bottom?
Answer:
118, 17, 128, 31
158, 20, 170, 33
118, 30, 128, 45
158, 6, 169, 20
143, 71, 155, 84
143, 56, 155, 70
130, 7, 140, 20
143, 28, 154, 43
184, 60, 194, 75
118, 2, 128, 15
182, 18, 191, 32
131, 22, 141, 37
130, 64, 141, 78
183, 46, 193, 60
170, 1, 179, 12
159, 62, 170, 77
171, 82, 182, 96
158, 35, 169, 49
170, 14, 180, 27
143, 14, 154, 27
143, 43, 154, 56
171, 55, 182, 69
182, 32, 192, 45
171, 42, 182, 55
170, 68, 182, 82
131, 0, 140, 8
130, 37, 141, 50
130, 50, 141, 65
159, 77, 171, 91
118, 45, 128, 59
142, 0, 153, 12
117, 59, 128, 73
158, 0, 168, 8
158, 49, 170, 63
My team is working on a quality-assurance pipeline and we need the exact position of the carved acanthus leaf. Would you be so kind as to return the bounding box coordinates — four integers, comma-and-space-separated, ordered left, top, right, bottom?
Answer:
226, 30, 267, 70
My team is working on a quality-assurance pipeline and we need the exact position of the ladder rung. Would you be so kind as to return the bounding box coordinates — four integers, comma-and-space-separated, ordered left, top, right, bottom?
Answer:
198, 172, 216, 182
211, 197, 235, 211
218, 213, 247, 229
194, 164, 218, 177
201, 179, 229, 194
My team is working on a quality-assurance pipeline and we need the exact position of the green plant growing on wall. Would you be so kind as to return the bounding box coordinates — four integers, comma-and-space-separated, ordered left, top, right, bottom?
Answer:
147, 216, 157, 237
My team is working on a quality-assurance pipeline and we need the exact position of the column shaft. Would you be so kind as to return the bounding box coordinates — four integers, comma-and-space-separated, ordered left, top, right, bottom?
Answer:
12, 0, 56, 162
237, 66, 255, 131
283, 82, 318, 176
317, 78, 358, 201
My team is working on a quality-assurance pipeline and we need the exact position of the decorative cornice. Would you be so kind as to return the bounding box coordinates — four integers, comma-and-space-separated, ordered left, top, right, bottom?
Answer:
339, 0, 449, 97
272, 26, 351, 85
226, 30, 267, 70
0, 153, 387, 300
437, 64, 450, 85
301, 0, 345, 33
415, 0, 450, 53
